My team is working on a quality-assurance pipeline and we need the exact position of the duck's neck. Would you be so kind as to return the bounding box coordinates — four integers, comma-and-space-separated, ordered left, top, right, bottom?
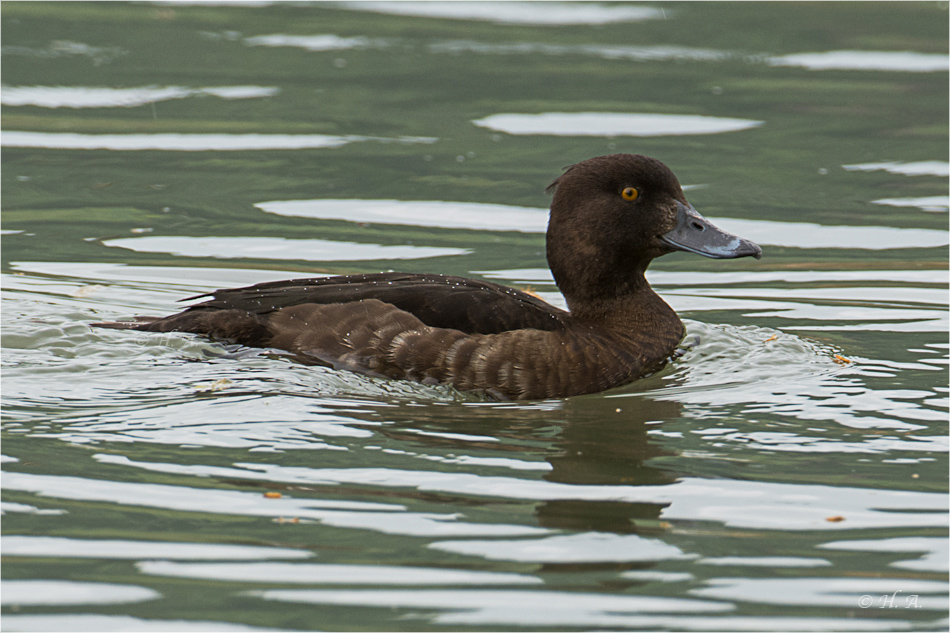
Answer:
564, 269, 682, 336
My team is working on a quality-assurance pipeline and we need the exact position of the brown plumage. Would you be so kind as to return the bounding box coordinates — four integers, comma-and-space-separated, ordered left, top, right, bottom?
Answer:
95, 154, 762, 399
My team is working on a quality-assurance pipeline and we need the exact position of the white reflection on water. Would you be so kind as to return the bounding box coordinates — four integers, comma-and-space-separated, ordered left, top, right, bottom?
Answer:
138, 560, 541, 585
621, 570, 695, 583
767, 50, 950, 72
258, 198, 949, 249
334, 2, 665, 25
0, 614, 277, 632
102, 236, 468, 261
10, 262, 316, 300
429, 532, 694, 563
0, 501, 66, 516
691, 577, 948, 610
252, 588, 732, 620
843, 161, 950, 177
709, 217, 948, 250
251, 587, 936, 629
0, 611, 909, 633
872, 196, 949, 213
820, 536, 949, 573
244, 34, 389, 51
0, 85, 279, 108
256, 199, 548, 232
697, 557, 831, 568
0, 131, 437, 151
85, 454, 948, 532
472, 112, 764, 136
0, 40, 126, 64
2, 470, 549, 538
0, 580, 159, 606
483, 268, 949, 286
430, 40, 728, 62
2, 535, 312, 560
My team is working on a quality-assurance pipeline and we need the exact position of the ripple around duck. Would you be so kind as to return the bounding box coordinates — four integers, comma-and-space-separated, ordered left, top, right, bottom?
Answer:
637, 320, 948, 435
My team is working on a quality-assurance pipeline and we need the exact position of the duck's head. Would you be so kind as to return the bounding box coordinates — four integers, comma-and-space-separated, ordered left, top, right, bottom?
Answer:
545, 154, 762, 311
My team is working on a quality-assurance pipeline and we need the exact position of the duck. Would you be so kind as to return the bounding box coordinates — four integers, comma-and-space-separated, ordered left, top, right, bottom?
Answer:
96, 154, 762, 400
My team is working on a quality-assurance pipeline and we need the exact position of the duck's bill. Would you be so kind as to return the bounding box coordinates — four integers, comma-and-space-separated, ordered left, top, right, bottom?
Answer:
660, 201, 762, 259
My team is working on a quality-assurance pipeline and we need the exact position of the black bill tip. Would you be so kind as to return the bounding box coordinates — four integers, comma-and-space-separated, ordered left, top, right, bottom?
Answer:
661, 201, 763, 260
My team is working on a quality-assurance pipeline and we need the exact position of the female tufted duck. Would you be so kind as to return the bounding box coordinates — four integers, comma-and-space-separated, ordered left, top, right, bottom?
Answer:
97, 154, 762, 399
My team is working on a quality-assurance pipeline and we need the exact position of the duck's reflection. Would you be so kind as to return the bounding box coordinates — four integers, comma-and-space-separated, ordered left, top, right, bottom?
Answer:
362, 386, 679, 535
536, 394, 677, 533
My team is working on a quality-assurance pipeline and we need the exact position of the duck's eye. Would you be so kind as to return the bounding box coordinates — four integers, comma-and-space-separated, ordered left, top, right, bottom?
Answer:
621, 187, 639, 201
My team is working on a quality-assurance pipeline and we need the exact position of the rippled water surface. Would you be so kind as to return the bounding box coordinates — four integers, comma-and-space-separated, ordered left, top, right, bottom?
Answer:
2, 2, 947, 631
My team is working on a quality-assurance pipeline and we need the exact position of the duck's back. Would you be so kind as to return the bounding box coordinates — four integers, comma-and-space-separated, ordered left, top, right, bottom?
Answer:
132, 272, 570, 337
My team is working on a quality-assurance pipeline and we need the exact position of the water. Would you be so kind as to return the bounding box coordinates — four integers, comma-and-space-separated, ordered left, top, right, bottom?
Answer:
2, 2, 947, 631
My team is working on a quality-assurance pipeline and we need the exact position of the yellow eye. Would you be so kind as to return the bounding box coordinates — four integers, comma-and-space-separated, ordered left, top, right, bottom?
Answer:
621, 187, 639, 201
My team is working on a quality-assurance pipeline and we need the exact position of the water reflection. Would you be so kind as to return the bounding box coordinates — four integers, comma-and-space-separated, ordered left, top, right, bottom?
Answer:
3, 470, 549, 538
36, 395, 373, 451
0, 580, 159, 606
69, 452, 947, 532
2, 535, 312, 560
0, 39, 126, 65
819, 536, 948, 573
256, 198, 547, 232
137, 560, 541, 585
244, 34, 389, 52
767, 50, 950, 72
872, 196, 949, 213
691, 577, 949, 610
0, 501, 66, 516
1, 131, 437, 151
335, 2, 666, 25
0, 85, 279, 108
472, 112, 764, 136
253, 588, 733, 623
1, 614, 277, 632
843, 161, 950, 177
430, 532, 694, 563
102, 236, 468, 261
697, 556, 831, 568
430, 40, 729, 62
257, 198, 950, 248
536, 395, 678, 532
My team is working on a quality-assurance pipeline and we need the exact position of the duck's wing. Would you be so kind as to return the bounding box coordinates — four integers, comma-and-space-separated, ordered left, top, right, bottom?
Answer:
145, 272, 569, 336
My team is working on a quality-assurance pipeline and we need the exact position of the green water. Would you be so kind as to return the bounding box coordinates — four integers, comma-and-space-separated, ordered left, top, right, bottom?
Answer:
2, 2, 947, 631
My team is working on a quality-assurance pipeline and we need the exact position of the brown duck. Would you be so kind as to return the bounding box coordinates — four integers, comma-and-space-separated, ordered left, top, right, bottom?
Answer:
97, 154, 762, 399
